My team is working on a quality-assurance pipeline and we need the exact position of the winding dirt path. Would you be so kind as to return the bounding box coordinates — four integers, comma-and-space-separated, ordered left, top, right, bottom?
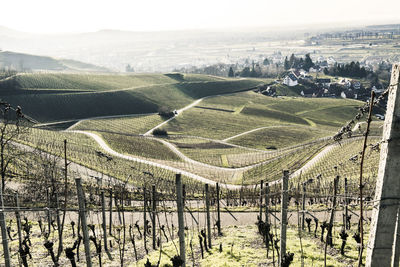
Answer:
69, 130, 243, 189
67, 129, 346, 189
143, 98, 204, 135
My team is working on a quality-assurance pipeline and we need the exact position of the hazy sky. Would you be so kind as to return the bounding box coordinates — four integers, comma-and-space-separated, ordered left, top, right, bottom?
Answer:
1, 0, 400, 33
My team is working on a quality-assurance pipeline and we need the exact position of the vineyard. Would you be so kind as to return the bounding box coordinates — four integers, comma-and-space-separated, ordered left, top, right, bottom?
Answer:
0, 68, 397, 267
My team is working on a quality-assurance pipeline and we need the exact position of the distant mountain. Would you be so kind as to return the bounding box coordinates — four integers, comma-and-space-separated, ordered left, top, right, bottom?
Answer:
0, 51, 110, 72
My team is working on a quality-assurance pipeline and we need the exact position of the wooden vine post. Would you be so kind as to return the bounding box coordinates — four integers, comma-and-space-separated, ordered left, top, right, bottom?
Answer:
0, 189, 10, 267
152, 185, 157, 250
367, 64, 400, 266
216, 182, 221, 236
280, 170, 289, 267
302, 182, 306, 230
176, 174, 186, 267
205, 184, 212, 249
259, 180, 263, 222
265, 183, 269, 224
75, 178, 92, 267
344, 177, 349, 230
101, 191, 112, 259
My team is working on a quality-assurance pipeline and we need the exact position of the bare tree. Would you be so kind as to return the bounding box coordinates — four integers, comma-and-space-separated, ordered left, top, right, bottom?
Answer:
0, 102, 29, 194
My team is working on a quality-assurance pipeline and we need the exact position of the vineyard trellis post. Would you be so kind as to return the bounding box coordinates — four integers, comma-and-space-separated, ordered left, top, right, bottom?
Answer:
101, 191, 112, 259
302, 182, 306, 230
75, 178, 92, 267
0, 189, 10, 267
109, 188, 113, 236
205, 184, 212, 249
152, 184, 157, 250
216, 182, 221, 236
176, 173, 186, 267
344, 177, 349, 230
366, 64, 400, 266
143, 186, 148, 254
280, 170, 289, 267
15, 193, 23, 254
265, 183, 269, 225
259, 180, 263, 222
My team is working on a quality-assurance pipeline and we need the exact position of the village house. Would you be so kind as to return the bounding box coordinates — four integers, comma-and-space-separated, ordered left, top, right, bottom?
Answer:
283, 72, 298, 86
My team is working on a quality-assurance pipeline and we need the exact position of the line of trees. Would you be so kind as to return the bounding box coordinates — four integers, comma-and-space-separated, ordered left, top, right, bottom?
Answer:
284, 53, 315, 71
323, 62, 370, 78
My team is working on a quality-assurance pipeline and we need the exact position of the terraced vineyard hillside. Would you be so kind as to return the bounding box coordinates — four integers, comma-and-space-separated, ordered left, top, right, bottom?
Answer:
0, 73, 264, 122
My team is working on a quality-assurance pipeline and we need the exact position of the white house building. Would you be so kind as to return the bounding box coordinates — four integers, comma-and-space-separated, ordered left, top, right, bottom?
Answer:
283, 73, 298, 87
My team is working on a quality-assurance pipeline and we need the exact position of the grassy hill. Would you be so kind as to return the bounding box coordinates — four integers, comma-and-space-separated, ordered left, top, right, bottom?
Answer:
0, 73, 264, 122
0, 51, 109, 72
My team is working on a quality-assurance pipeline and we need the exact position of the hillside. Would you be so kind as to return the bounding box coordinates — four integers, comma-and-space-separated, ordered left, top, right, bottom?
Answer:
0, 73, 264, 122
0, 51, 109, 72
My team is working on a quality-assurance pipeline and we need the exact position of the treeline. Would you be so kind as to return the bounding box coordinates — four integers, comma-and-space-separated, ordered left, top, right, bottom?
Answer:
323, 62, 370, 78
283, 53, 314, 71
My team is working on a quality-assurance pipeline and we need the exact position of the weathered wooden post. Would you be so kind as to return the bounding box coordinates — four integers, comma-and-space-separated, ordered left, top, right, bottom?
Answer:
280, 170, 289, 267
75, 178, 92, 267
152, 185, 157, 250
47, 188, 51, 235
109, 189, 113, 236
0, 189, 10, 267
367, 64, 400, 266
15, 193, 23, 253
176, 174, 186, 267
216, 182, 221, 236
265, 183, 269, 225
101, 191, 112, 259
302, 182, 306, 230
259, 180, 264, 222
344, 178, 349, 230
205, 184, 212, 249
143, 186, 148, 254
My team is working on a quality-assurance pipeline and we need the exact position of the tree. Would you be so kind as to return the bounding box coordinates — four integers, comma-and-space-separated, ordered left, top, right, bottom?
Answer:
125, 64, 134, 72
228, 67, 234, 77
304, 53, 315, 71
240, 67, 251, 77
284, 56, 290, 70
289, 54, 296, 68
0, 103, 29, 194
263, 58, 270, 66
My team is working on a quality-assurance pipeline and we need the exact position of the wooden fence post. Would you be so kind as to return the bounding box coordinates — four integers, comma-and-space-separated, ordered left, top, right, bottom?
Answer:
302, 183, 306, 230
101, 191, 112, 259
46, 188, 51, 235
367, 64, 400, 266
216, 182, 221, 236
143, 186, 148, 254
152, 185, 157, 250
259, 180, 264, 222
280, 170, 289, 267
0, 189, 10, 267
109, 189, 113, 236
265, 183, 269, 225
176, 174, 186, 266
15, 193, 23, 253
75, 178, 92, 267
344, 178, 349, 230
205, 184, 212, 249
